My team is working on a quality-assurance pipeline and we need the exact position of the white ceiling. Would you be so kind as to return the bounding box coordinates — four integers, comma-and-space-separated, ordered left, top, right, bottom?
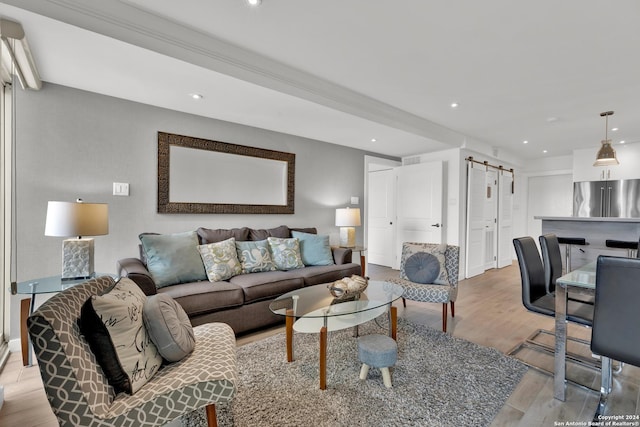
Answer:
3, 0, 640, 163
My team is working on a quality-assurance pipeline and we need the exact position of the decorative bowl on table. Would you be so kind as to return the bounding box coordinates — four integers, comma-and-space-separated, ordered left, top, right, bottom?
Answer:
327, 275, 368, 300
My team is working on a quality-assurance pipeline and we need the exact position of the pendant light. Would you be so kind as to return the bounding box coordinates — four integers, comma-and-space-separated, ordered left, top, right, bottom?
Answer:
593, 111, 619, 166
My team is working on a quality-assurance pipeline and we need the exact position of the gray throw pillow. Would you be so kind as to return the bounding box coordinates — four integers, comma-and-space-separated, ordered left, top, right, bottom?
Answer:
404, 252, 441, 284
140, 231, 207, 288
143, 294, 195, 363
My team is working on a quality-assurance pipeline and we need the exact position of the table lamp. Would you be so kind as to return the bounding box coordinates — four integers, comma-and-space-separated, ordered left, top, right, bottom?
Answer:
335, 207, 361, 247
44, 199, 109, 280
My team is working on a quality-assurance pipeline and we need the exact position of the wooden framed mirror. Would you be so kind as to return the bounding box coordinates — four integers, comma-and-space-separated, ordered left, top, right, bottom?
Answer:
157, 132, 295, 214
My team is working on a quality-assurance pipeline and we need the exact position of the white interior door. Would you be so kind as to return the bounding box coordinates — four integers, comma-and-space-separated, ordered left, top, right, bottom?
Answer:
367, 168, 396, 267
484, 170, 498, 270
466, 164, 488, 277
395, 161, 443, 269
497, 170, 514, 268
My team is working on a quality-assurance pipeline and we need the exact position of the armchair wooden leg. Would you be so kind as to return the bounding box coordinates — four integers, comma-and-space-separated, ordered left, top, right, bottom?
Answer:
205, 404, 218, 427
442, 303, 448, 333
450, 301, 455, 318
402, 297, 406, 308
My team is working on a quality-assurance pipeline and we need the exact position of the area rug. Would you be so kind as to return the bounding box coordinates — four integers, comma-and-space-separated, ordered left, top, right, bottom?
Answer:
181, 318, 527, 427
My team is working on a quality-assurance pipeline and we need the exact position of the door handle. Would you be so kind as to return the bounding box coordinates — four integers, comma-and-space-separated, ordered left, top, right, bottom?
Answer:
431, 223, 442, 228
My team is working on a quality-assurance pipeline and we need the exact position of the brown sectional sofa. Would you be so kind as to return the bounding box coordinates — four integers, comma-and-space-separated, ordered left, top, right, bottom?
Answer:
117, 225, 362, 334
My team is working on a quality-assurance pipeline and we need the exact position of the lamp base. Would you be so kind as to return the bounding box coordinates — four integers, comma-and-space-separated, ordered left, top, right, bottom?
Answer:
339, 227, 356, 247
62, 238, 95, 280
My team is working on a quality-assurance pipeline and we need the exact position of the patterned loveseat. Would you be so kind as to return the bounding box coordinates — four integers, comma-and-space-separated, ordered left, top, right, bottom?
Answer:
27, 276, 237, 426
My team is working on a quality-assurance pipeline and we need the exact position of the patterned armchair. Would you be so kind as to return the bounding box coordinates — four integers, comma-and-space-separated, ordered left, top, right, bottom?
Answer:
27, 276, 237, 427
389, 242, 460, 332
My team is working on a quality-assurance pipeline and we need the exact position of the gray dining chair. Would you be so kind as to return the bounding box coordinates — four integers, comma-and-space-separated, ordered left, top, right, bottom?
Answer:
592, 256, 640, 420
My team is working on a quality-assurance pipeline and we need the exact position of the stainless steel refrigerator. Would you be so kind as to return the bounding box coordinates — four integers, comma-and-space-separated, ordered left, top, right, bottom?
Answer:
573, 179, 640, 218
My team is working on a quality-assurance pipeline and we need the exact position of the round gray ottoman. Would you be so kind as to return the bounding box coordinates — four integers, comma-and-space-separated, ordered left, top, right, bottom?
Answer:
357, 334, 398, 388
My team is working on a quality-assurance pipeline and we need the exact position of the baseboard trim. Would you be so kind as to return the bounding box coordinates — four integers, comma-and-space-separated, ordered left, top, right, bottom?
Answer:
8, 338, 21, 353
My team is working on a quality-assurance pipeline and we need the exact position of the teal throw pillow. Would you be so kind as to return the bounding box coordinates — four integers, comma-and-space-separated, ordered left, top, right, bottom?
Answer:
197, 237, 242, 282
267, 237, 305, 271
291, 231, 334, 266
235, 240, 277, 274
140, 231, 206, 288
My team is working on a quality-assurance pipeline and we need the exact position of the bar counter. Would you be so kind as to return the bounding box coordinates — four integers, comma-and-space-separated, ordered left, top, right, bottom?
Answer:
535, 216, 640, 267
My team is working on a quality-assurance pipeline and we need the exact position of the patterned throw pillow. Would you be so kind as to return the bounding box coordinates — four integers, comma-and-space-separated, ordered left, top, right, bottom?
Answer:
400, 243, 449, 285
291, 231, 334, 266
197, 237, 242, 282
267, 237, 305, 271
139, 231, 206, 288
235, 240, 277, 274
79, 278, 162, 394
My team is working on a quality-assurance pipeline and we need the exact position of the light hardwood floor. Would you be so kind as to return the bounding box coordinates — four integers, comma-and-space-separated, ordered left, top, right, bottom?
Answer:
1, 263, 638, 426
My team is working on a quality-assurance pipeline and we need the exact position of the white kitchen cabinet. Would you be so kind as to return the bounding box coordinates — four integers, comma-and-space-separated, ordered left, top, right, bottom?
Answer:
572, 145, 640, 182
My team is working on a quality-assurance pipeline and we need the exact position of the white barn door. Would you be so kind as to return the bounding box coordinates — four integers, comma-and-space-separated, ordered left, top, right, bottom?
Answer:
497, 170, 514, 268
466, 164, 488, 277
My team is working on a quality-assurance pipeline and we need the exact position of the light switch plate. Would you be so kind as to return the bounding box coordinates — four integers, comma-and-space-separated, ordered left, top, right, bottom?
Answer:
113, 182, 129, 196
350, 196, 359, 205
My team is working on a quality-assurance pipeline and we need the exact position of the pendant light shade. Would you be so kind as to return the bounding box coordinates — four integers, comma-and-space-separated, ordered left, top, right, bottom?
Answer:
594, 111, 619, 166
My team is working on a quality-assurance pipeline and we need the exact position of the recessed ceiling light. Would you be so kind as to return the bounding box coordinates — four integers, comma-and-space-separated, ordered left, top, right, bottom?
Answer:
371, 138, 377, 142
543, 150, 548, 153
620, 140, 626, 144
546, 117, 559, 122
611, 127, 619, 132
450, 102, 459, 109
189, 93, 203, 100
247, 0, 262, 6
523, 140, 529, 144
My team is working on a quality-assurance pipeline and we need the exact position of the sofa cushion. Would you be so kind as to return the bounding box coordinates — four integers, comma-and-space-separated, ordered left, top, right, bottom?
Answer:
290, 227, 317, 235
267, 237, 305, 271
197, 227, 250, 244
298, 263, 363, 287
158, 281, 244, 317
229, 270, 304, 303
291, 231, 334, 266
197, 238, 242, 282
249, 225, 290, 241
79, 278, 162, 394
235, 239, 277, 273
143, 294, 195, 362
140, 231, 206, 288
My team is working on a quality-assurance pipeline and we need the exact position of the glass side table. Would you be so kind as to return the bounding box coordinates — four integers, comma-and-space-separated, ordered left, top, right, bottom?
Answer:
13, 273, 116, 366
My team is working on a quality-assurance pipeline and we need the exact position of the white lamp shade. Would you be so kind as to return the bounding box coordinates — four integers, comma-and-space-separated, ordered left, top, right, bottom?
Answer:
45, 201, 109, 237
335, 208, 361, 227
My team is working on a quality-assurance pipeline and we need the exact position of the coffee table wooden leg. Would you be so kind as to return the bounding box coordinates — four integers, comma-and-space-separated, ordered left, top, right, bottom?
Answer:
286, 309, 294, 362
391, 306, 398, 341
319, 326, 327, 390
21, 298, 30, 366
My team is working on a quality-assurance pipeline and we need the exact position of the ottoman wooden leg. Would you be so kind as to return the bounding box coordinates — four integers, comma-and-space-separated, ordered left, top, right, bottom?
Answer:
381, 367, 392, 388
359, 363, 370, 380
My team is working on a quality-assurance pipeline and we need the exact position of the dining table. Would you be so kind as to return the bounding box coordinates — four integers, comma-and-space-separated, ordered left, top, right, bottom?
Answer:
554, 261, 596, 401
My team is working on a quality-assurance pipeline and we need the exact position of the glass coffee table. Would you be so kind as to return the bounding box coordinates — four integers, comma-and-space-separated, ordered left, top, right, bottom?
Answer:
269, 280, 404, 389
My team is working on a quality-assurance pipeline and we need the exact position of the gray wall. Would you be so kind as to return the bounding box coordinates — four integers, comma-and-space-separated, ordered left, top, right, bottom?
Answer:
10, 82, 386, 340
